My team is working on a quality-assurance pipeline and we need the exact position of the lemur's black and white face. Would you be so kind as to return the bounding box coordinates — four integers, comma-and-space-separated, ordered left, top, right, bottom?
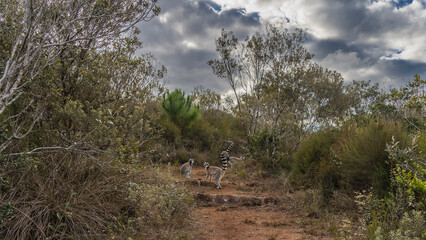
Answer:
202, 162, 209, 168
189, 159, 194, 166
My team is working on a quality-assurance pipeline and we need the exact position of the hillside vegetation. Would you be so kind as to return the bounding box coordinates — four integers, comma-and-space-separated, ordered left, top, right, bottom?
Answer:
1, 1, 425, 239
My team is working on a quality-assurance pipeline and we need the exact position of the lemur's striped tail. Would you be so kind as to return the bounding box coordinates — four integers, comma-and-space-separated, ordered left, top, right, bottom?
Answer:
220, 141, 234, 171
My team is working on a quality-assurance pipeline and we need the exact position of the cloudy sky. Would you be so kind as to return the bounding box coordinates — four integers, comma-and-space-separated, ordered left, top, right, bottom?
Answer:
137, 0, 426, 94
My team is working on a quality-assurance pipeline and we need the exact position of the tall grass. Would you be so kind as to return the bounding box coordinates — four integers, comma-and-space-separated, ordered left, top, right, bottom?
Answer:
0, 153, 194, 239
0, 153, 128, 239
338, 120, 409, 197
291, 119, 410, 202
292, 129, 339, 187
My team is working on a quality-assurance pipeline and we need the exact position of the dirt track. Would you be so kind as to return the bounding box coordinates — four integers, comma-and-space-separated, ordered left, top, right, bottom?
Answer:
181, 167, 333, 240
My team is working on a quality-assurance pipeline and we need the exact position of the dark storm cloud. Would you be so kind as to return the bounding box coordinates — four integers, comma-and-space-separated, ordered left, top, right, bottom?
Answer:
298, 0, 426, 85
136, 0, 261, 93
307, 0, 368, 36
377, 59, 426, 86
298, 0, 416, 40
308, 37, 384, 62
136, 0, 426, 93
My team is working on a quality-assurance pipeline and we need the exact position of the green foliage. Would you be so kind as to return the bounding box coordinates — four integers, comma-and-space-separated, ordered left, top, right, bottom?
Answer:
247, 127, 298, 172
292, 119, 411, 203
372, 75, 425, 132
236, 169, 247, 177
354, 135, 425, 239
203, 109, 245, 141
291, 129, 341, 201
125, 167, 194, 239
161, 89, 200, 129
292, 130, 339, 182
191, 85, 221, 110
161, 118, 183, 145
344, 80, 381, 125
0, 154, 193, 240
160, 89, 202, 147
383, 211, 425, 240
387, 137, 425, 212
417, 132, 426, 158
175, 148, 191, 164
185, 117, 215, 151
338, 120, 410, 197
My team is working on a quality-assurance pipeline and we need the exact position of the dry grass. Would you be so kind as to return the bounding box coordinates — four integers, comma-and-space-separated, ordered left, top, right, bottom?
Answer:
0, 153, 194, 240
0, 153, 129, 239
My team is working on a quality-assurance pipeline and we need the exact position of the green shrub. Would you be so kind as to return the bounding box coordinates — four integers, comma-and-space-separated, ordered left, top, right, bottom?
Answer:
338, 119, 409, 197
292, 129, 339, 186
161, 89, 200, 129
185, 117, 214, 151
386, 210, 425, 240
248, 128, 294, 172
161, 118, 182, 145
416, 132, 426, 158
354, 135, 425, 239
318, 160, 341, 201
175, 148, 191, 164
125, 166, 194, 239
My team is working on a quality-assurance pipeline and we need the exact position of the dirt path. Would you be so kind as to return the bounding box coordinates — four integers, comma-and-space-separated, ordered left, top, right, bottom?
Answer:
182, 167, 333, 240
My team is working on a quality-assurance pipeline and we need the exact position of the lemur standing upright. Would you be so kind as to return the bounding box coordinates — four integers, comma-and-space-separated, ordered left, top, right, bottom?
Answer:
219, 140, 234, 177
180, 158, 201, 186
180, 158, 194, 179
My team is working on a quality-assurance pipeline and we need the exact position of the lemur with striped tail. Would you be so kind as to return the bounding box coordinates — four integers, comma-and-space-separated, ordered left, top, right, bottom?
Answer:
219, 140, 234, 177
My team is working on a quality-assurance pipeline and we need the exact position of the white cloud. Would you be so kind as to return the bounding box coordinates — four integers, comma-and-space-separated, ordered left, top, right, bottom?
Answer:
182, 40, 198, 49
319, 50, 379, 82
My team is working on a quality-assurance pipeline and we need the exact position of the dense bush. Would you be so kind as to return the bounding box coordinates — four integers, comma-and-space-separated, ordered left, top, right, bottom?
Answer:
0, 153, 193, 239
292, 130, 339, 185
247, 128, 298, 172
0, 153, 127, 239
124, 166, 194, 239
337, 120, 409, 197
291, 119, 410, 202
185, 117, 215, 151
355, 137, 425, 239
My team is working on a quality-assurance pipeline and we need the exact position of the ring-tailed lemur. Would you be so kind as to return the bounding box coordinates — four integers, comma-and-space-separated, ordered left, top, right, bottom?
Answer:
180, 159, 194, 179
228, 156, 245, 168
180, 159, 201, 186
202, 162, 224, 189
219, 141, 234, 176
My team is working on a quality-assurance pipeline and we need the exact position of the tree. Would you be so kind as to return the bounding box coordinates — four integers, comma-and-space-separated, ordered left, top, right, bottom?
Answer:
161, 89, 200, 129
345, 80, 381, 117
377, 74, 425, 132
0, 0, 160, 153
191, 85, 221, 110
208, 25, 350, 163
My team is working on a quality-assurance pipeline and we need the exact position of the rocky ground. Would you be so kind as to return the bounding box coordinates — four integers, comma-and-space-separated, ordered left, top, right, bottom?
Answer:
178, 165, 334, 240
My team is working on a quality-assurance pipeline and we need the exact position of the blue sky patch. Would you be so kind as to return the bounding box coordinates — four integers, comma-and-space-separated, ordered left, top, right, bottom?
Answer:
392, 0, 413, 8
206, 1, 222, 12
249, 12, 260, 20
